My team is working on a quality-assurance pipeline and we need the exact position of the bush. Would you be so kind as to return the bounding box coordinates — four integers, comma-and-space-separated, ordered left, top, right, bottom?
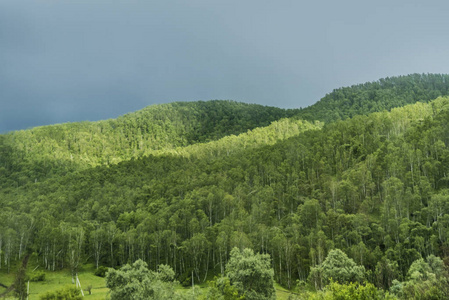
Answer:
178, 268, 195, 287
105, 259, 179, 300
94, 266, 109, 277
26, 270, 46, 282
86, 285, 92, 295
39, 286, 82, 300
328, 281, 381, 299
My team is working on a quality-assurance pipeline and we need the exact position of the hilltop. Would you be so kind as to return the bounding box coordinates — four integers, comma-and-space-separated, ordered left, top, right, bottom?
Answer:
0, 101, 299, 187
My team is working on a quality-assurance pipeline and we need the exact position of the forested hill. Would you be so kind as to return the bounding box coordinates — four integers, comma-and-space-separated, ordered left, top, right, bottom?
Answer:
3, 96, 449, 298
297, 73, 449, 122
0, 101, 299, 186
3, 73, 449, 186
4, 75, 449, 298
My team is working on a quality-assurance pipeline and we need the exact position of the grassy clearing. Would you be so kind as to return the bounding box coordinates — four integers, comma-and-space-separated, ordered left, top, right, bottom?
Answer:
274, 283, 302, 300
27, 268, 108, 300
0, 269, 15, 297
0, 264, 107, 300
1, 266, 299, 299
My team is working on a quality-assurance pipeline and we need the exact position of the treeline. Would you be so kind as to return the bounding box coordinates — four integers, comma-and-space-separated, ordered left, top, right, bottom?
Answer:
3, 73, 448, 189
298, 73, 449, 122
2, 96, 449, 297
0, 100, 298, 188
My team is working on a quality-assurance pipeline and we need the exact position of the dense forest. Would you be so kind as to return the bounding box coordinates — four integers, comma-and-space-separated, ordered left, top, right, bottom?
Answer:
0, 101, 299, 187
297, 73, 449, 122
2, 73, 449, 299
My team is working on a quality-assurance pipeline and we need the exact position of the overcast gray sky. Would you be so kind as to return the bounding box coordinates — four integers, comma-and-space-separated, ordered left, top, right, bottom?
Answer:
1, 0, 449, 133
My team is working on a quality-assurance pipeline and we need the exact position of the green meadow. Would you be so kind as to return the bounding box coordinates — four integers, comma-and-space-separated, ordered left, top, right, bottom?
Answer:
0, 266, 300, 299
0, 264, 107, 300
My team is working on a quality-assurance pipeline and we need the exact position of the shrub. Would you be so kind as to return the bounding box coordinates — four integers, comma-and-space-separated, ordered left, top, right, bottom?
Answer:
26, 270, 46, 282
39, 286, 82, 300
94, 266, 108, 277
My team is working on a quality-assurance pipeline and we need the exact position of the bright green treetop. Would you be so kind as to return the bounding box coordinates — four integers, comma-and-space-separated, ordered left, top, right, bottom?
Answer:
310, 249, 365, 289
223, 247, 276, 300
105, 259, 178, 300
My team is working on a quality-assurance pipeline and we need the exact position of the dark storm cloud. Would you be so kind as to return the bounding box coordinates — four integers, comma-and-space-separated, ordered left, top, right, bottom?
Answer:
2, 0, 449, 132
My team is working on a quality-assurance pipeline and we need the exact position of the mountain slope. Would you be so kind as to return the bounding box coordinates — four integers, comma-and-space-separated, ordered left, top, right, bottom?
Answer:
0, 100, 299, 187
2, 96, 449, 288
3, 73, 449, 189
3, 76, 449, 298
297, 73, 449, 122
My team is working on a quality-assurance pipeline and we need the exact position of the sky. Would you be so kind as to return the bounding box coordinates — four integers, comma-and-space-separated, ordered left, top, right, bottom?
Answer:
1, 0, 449, 133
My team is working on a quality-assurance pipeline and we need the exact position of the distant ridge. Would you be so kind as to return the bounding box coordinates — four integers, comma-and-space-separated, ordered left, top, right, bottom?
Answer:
0, 100, 299, 186
296, 73, 449, 122
2, 74, 449, 188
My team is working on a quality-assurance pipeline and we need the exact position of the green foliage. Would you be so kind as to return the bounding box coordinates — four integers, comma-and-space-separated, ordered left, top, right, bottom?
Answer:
407, 258, 433, 281
401, 275, 449, 299
0, 100, 298, 188
374, 257, 399, 290
204, 277, 244, 300
309, 249, 365, 290
298, 73, 449, 123
222, 247, 275, 300
105, 259, 178, 300
157, 264, 176, 282
178, 268, 195, 287
389, 255, 449, 299
39, 286, 82, 300
3, 75, 449, 298
14, 255, 29, 300
306, 281, 395, 300
326, 281, 388, 300
389, 280, 403, 298
94, 266, 108, 277
26, 270, 46, 282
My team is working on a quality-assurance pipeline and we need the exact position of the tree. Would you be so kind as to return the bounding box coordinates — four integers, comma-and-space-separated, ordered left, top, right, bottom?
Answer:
105, 259, 178, 300
221, 247, 275, 300
207, 277, 244, 300
309, 249, 365, 289
390, 255, 449, 299
90, 224, 105, 269
375, 256, 399, 290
